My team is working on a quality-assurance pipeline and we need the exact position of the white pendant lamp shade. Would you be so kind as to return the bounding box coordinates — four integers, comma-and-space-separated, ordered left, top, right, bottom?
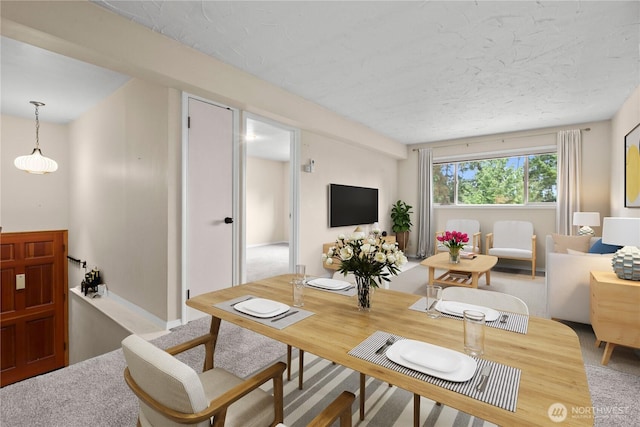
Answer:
14, 101, 58, 174
14, 148, 58, 174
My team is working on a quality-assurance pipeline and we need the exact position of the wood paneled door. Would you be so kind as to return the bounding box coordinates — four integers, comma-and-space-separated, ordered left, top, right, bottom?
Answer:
1, 230, 68, 387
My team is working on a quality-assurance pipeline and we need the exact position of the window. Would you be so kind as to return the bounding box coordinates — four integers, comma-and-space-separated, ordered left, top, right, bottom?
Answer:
433, 153, 557, 205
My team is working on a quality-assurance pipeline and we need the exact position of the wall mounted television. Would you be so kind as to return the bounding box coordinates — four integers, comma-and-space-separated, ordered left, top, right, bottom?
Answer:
329, 184, 378, 227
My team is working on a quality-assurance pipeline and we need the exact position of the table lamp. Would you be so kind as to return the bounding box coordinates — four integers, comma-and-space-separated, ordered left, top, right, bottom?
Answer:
602, 217, 640, 281
572, 212, 600, 236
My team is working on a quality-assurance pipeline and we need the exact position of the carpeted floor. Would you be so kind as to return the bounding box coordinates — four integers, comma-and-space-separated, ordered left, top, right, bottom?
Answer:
2, 314, 637, 426
0, 319, 286, 427
247, 243, 290, 282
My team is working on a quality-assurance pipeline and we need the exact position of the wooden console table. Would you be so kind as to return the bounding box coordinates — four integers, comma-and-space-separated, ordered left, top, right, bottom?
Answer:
589, 270, 640, 365
322, 235, 396, 270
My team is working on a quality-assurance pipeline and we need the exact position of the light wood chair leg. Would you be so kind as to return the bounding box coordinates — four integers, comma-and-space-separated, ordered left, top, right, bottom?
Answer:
531, 259, 536, 279
595, 339, 602, 348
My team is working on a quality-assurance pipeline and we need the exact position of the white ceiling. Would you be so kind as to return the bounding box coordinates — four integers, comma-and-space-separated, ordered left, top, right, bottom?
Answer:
246, 117, 291, 162
0, 36, 130, 124
2, 1, 639, 148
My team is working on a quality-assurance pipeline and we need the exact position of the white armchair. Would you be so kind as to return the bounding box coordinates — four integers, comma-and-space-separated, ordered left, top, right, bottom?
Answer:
485, 220, 537, 278
122, 334, 286, 427
435, 219, 481, 253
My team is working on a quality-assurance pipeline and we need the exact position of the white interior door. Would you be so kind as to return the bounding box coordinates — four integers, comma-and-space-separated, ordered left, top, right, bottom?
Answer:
185, 97, 234, 321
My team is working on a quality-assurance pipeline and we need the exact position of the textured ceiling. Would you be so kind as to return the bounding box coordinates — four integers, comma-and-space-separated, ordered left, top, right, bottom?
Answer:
93, 0, 640, 144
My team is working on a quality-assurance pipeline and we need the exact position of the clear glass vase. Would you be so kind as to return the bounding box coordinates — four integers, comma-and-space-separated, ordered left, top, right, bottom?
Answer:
355, 275, 374, 311
449, 247, 461, 264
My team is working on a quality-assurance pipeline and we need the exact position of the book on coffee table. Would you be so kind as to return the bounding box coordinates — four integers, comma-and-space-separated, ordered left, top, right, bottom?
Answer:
460, 251, 477, 259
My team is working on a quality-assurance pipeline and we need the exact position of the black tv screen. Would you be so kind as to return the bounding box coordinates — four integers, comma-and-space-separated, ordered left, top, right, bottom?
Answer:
330, 184, 378, 227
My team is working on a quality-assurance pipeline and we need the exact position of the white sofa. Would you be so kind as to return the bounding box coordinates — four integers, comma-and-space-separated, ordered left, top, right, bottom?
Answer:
545, 235, 614, 324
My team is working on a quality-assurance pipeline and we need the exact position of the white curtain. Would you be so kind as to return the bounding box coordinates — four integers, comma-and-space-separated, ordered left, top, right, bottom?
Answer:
556, 130, 582, 235
416, 148, 434, 258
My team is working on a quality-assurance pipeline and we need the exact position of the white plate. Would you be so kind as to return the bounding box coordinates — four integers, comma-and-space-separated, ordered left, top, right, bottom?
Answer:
234, 298, 290, 318
386, 339, 477, 382
307, 278, 352, 290
436, 300, 500, 322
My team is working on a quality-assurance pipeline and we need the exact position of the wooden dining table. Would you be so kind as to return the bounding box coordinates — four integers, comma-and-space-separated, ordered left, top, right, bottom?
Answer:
186, 274, 593, 426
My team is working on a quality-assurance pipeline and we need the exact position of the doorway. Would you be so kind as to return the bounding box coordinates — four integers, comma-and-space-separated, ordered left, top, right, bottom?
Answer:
243, 115, 300, 283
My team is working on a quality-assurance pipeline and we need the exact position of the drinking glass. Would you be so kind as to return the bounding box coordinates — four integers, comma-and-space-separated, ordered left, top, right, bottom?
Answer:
425, 285, 442, 318
463, 310, 485, 357
292, 279, 305, 307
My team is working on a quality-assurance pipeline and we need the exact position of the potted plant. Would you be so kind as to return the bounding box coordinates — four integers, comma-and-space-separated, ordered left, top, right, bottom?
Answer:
391, 200, 413, 251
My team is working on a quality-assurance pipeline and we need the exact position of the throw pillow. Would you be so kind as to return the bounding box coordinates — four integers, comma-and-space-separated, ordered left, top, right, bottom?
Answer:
588, 238, 622, 254
552, 233, 591, 254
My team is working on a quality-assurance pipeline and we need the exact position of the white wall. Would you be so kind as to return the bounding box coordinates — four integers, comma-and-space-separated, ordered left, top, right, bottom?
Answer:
399, 120, 613, 268
68, 78, 181, 323
611, 85, 640, 217
1, 115, 69, 231
300, 130, 398, 278
246, 157, 288, 246
69, 291, 130, 364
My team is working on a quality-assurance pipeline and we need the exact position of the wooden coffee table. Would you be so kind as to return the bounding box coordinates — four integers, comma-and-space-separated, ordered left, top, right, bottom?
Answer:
420, 252, 498, 288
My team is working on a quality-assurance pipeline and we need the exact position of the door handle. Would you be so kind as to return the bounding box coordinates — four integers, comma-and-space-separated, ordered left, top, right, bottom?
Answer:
224, 217, 233, 224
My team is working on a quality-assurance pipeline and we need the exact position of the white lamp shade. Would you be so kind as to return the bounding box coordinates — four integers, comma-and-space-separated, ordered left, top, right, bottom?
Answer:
602, 217, 640, 247
14, 148, 58, 174
572, 212, 600, 226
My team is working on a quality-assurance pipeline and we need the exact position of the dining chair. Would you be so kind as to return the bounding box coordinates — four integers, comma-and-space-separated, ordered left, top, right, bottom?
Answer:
276, 391, 355, 427
485, 220, 537, 278
122, 334, 286, 427
441, 287, 529, 314
413, 287, 529, 426
435, 219, 482, 253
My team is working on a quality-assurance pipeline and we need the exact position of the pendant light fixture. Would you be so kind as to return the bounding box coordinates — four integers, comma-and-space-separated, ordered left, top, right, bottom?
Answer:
14, 101, 58, 174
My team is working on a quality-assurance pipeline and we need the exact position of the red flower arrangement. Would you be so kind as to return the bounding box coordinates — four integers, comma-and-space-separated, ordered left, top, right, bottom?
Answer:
436, 230, 469, 251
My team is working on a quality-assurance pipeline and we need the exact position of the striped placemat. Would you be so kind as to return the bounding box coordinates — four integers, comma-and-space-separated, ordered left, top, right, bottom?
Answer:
348, 331, 521, 412
409, 298, 529, 334
214, 295, 314, 330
